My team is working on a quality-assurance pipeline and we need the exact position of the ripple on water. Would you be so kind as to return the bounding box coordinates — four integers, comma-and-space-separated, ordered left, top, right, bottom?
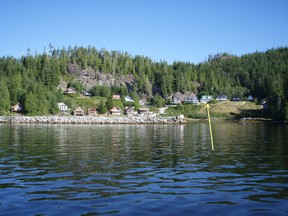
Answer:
1, 123, 288, 215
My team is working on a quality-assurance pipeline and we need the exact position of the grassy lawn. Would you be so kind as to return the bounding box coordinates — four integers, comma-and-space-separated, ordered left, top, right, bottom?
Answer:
75, 96, 105, 107
166, 101, 264, 119
202, 101, 263, 117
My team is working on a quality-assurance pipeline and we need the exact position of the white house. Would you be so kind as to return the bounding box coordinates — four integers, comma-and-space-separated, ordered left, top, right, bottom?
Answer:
11, 103, 23, 112
125, 96, 134, 102
82, 90, 91, 97
247, 95, 254, 101
200, 95, 213, 104
57, 102, 69, 113
216, 94, 228, 101
139, 100, 145, 106
184, 96, 199, 104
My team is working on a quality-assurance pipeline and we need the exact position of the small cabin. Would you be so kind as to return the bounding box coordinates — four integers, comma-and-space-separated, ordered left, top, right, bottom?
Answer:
64, 87, 77, 94
82, 90, 91, 97
57, 102, 69, 113
172, 92, 184, 104
125, 106, 136, 116
216, 94, 228, 101
138, 107, 150, 115
112, 94, 121, 100
88, 107, 98, 116
74, 107, 85, 116
184, 95, 199, 104
110, 107, 122, 115
247, 95, 254, 101
139, 100, 146, 106
125, 96, 134, 102
11, 103, 23, 113
232, 97, 241, 101
200, 95, 213, 104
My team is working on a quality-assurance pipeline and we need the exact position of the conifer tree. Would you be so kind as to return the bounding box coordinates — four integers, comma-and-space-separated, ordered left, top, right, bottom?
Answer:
0, 79, 11, 112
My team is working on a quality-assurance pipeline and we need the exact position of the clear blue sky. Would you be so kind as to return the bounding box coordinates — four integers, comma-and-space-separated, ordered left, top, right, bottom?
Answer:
1, 0, 288, 64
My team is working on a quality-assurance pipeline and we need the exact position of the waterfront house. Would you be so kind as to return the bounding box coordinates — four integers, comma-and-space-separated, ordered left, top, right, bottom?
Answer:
139, 100, 146, 106
200, 95, 213, 104
138, 107, 150, 115
112, 94, 121, 100
247, 95, 254, 101
11, 103, 23, 113
64, 87, 77, 95
82, 90, 91, 97
125, 106, 136, 116
88, 107, 98, 116
172, 92, 184, 104
216, 94, 228, 101
57, 102, 69, 113
74, 107, 85, 116
110, 107, 122, 115
125, 96, 134, 102
232, 97, 241, 101
184, 93, 199, 104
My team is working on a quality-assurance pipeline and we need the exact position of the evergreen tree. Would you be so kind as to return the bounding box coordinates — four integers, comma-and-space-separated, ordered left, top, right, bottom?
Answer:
99, 99, 107, 114
151, 94, 165, 107
24, 92, 38, 115
0, 79, 11, 112
105, 96, 113, 110
0, 45, 287, 119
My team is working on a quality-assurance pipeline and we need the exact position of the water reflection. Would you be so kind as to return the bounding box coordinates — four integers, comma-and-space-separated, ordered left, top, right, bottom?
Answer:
0, 122, 288, 215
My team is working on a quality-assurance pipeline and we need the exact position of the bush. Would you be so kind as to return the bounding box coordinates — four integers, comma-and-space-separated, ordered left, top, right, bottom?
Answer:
165, 104, 202, 118
151, 94, 165, 107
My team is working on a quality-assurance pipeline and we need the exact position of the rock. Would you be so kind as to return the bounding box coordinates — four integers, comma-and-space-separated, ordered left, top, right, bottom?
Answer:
0, 116, 186, 124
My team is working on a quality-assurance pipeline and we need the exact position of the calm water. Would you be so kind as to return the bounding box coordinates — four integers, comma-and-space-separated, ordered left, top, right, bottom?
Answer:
0, 121, 288, 215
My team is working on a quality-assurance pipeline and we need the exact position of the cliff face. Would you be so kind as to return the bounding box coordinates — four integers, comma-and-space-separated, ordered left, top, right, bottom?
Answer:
59, 64, 136, 90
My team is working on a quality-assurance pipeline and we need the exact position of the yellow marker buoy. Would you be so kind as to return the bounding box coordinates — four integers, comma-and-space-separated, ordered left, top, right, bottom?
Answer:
205, 104, 214, 150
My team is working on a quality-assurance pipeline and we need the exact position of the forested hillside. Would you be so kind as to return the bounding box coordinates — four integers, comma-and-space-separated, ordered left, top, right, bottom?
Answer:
0, 45, 287, 119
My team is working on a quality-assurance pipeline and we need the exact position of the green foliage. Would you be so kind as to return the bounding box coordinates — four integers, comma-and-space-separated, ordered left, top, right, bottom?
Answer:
151, 94, 165, 107
68, 81, 84, 92
99, 99, 107, 114
0, 46, 288, 120
284, 105, 288, 120
111, 99, 124, 110
101, 96, 125, 111
111, 86, 128, 96
165, 104, 203, 118
105, 96, 113, 110
0, 79, 11, 111
91, 85, 111, 97
24, 92, 38, 115
23, 84, 59, 115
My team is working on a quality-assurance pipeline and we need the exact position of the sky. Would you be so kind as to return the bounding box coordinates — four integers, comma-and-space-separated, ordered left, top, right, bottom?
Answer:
1, 0, 288, 64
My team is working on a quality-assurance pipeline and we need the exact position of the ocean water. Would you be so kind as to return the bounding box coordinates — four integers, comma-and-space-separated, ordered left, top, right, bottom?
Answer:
0, 122, 287, 215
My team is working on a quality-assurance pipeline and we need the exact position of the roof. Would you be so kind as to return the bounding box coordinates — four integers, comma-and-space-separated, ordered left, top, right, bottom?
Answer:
74, 107, 84, 111
110, 107, 122, 112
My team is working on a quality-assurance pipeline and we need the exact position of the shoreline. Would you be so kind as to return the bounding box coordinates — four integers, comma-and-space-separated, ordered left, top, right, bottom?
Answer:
0, 116, 285, 125
0, 115, 186, 124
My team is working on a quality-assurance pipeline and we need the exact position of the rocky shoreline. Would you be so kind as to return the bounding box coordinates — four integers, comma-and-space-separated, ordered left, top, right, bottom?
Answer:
0, 115, 186, 124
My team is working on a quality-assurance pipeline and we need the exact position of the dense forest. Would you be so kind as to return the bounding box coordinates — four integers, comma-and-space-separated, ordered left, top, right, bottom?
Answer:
0, 45, 288, 119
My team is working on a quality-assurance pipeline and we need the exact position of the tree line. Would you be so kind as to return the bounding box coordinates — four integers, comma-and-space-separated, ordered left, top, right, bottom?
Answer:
0, 45, 287, 119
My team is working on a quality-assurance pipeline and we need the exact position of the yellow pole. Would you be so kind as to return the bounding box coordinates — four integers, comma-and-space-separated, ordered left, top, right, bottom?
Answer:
205, 104, 214, 150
